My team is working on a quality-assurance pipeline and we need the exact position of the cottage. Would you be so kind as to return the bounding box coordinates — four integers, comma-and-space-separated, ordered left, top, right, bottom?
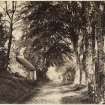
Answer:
16, 55, 36, 80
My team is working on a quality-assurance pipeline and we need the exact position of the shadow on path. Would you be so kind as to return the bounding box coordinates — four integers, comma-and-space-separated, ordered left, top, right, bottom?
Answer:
23, 82, 90, 104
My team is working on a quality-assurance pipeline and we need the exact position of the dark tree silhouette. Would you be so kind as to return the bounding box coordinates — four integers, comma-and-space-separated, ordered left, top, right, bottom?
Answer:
0, 12, 7, 71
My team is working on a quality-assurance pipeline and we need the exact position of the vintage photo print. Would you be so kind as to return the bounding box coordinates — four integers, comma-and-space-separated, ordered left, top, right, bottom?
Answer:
0, 1, 104, 104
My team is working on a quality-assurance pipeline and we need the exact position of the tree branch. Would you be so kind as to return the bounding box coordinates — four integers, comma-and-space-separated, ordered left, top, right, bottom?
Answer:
5, 1, 11, 20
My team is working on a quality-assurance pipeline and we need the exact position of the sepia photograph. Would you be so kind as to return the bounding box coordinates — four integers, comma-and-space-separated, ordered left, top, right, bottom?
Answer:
0, 1, 105, 104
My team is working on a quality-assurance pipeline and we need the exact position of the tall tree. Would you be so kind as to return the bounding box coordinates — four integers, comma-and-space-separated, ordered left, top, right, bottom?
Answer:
4, 1, 17, 70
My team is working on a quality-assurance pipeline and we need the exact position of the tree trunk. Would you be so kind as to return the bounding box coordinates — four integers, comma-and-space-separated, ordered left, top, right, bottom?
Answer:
81, 29, 90, 86
5, 21, 13, 70
82, 51, 88, 85
88, 19, 97, 103
90, 9, 105, 103
95, 27, 104, 103
74, 32, 89, 86
73, 50, 81, 85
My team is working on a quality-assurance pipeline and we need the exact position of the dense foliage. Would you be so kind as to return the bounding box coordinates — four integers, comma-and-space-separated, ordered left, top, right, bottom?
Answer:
20, 1, 105, 103
21, 2, 89, 69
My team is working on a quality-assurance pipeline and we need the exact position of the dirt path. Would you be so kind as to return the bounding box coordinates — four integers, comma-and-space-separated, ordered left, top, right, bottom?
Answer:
24, 82, 89, 104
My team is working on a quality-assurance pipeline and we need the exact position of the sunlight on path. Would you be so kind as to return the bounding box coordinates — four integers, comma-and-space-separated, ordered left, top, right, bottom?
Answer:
24, 82, 87, 104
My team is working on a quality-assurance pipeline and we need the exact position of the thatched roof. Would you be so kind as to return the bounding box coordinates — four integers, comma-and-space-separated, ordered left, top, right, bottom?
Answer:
16, 56, 35, 71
